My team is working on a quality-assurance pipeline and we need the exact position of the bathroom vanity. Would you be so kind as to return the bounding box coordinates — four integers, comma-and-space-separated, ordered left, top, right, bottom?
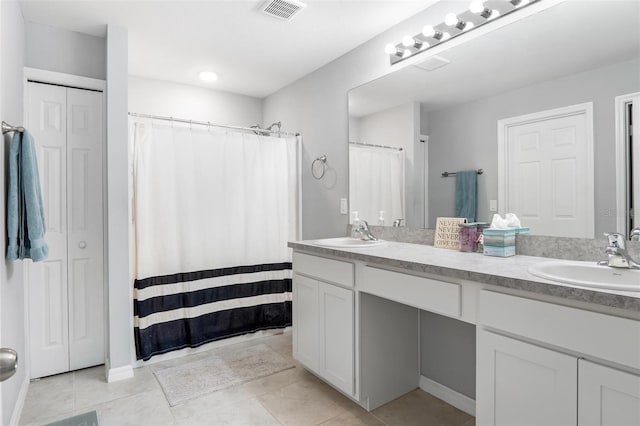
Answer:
288, 239, 640, 426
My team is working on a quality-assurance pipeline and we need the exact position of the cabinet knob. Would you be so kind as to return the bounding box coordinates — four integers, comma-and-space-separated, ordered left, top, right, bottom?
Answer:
78, 241, 87, 249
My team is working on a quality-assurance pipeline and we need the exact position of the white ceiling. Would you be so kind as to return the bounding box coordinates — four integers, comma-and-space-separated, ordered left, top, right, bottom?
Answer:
20, 0, 436, 98
349, 0, 640, 117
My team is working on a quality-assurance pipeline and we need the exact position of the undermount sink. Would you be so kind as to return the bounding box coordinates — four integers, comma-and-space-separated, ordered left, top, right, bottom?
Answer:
528, 260, 640, 292
313, 237, 386, 248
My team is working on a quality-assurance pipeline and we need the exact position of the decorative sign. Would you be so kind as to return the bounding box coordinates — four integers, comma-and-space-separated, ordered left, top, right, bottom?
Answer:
434, 217, 468, 250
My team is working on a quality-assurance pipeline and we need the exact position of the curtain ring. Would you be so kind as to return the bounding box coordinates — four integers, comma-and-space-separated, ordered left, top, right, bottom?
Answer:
311, 155, 327, 180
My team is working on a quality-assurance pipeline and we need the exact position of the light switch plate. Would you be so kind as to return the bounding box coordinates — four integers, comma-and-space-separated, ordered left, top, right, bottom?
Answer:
490, 199, 498, 212
340, 198, 348, 214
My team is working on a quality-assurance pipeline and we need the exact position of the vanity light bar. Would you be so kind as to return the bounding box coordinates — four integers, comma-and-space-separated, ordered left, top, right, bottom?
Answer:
385, 0, 539, 65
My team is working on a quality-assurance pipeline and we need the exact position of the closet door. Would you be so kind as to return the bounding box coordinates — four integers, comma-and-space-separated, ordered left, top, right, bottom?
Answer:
66, 88, 104, 371
27, 82, 70, 379
27, 82, 105, 379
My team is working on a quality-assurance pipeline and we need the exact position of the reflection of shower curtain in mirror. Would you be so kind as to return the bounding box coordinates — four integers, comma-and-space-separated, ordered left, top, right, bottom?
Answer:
131, 119, 299, 361
349, 145, 404, 225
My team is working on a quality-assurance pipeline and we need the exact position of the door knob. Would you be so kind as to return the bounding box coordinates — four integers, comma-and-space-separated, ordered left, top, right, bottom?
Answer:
0, 348, 18, 382
78, 241, 87, 249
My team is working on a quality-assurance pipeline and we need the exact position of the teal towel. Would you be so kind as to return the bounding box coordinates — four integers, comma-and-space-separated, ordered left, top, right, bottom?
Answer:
454, 170, 477, 223
6, 130, 48, 261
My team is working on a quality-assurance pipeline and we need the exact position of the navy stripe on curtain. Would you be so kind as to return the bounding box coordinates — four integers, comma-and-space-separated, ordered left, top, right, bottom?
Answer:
133, 262, 292, 361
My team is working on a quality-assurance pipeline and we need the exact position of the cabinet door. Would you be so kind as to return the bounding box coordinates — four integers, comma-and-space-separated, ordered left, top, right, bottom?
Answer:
318, 281, 354, 395
27, 82, 70, 379
67, 87, 105, 371
477, 329, 577, 426
578, 359, 640, 426
292, 273, 319, 370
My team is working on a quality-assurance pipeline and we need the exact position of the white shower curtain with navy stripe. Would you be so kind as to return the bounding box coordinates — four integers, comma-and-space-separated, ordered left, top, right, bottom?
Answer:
131, 119, 299, 361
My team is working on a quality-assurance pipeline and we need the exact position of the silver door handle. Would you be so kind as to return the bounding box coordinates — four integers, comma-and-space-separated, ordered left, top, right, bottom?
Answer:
79, 241, 87, 249
0, 348, 18, 382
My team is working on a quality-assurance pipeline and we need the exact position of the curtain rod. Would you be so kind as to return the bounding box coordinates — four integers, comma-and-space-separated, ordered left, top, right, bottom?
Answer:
128, 112, 300, 137
349, 141, 403, 151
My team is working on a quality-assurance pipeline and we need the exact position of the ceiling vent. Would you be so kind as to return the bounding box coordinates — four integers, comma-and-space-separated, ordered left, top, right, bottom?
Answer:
412, 55, 451, 72
261, 0, 307, 21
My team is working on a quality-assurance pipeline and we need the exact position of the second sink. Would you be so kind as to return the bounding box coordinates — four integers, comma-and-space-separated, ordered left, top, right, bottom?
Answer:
313, 237, 386, 248
528, 260, 640, 292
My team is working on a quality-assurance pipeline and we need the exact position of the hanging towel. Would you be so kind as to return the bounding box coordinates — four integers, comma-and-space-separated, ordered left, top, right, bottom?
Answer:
454, 170, 477, 223
6, 130, 48, 261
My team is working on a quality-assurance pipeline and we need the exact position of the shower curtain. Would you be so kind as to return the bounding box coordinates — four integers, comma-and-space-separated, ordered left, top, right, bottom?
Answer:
131, 119, 299, 361
349, 144, 405, 225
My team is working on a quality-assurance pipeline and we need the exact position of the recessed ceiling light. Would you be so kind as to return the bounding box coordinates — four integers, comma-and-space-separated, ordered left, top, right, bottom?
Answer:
199, 71, 218, 82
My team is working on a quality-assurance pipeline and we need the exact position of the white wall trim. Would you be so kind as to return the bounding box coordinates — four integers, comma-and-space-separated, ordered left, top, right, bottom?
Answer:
24, 67, 105, 91
419, 375, 475, 417
614, 92, 640, 235
107, 364, 134, 382
8, 377, 29, 426
497, 102, 595, 237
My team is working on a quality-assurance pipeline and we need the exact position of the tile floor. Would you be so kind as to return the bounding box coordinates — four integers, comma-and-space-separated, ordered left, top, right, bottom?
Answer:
19, 331, 475, 426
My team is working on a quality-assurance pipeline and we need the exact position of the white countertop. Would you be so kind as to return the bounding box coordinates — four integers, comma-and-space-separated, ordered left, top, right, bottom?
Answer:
289, 239, 640, 312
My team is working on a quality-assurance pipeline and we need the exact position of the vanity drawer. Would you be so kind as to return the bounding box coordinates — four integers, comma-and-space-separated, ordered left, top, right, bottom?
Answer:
479, 290, 640, 371
360, 266, 461, 317
293, 252, 354, 288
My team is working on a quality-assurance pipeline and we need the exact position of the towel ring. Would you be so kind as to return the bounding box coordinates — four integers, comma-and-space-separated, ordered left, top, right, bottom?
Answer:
312, 155, 327, 180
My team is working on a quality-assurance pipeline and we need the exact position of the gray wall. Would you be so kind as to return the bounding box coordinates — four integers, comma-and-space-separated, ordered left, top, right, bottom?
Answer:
420, 311, 476, 399
106, 25, 132, 374
1, 2, 26, 424
426, 58, 640, 233
25, 21, 106, 80
128, 76, 263, 126
263, 1, 458, 239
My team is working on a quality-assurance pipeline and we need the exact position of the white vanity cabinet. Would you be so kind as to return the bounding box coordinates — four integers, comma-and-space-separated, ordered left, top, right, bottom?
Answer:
578, 360, 640, 426
477, 329, 578, 426
292, 252, 355, 396
477, 289, 640, 426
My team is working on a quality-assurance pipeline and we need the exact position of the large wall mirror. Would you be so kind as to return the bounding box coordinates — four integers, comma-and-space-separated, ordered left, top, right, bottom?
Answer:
348, 0, 640, 238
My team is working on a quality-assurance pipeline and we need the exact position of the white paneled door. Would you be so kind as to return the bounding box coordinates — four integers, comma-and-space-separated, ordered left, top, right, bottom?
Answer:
499, 103, 594, 238
27, 82, 104, 379
578, 359, 640, 426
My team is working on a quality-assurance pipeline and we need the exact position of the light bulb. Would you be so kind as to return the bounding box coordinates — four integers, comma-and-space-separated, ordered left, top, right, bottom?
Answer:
422, 25, 436, 37
444, 13, 459, 26
441, 32, 451, 41
490, 9, 500, 18
402, 49, 412, 58
402, 35, 415, 47
199, 71, 218, 82
385, 43, 397, 55
465, 22, 475, 31
469, 0, 484, 13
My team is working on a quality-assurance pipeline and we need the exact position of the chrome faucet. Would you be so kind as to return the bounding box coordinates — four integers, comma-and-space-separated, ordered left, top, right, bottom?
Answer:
601, 232, 640, 269
630, 227, 640, 242
356, 220, 378, 241
393, 219, 404, 227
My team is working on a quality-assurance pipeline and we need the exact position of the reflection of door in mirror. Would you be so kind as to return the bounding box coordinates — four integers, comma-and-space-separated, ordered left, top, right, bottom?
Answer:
615, 93, 640, 238
498, 103, 594, 238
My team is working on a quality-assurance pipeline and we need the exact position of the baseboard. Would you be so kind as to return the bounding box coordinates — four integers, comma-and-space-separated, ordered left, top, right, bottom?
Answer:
107, 364, 134, 382
9, 376, 29, 426
419, 375, 476, 417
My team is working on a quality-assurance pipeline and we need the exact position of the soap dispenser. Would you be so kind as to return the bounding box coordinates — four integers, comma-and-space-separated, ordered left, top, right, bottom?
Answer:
351, 211, 361, 238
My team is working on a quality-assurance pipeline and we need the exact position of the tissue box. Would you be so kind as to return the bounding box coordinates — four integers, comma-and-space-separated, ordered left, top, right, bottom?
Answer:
482, 228, 516, 257
483, 245, 516, 257
514, 227, 530, 234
